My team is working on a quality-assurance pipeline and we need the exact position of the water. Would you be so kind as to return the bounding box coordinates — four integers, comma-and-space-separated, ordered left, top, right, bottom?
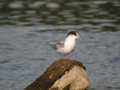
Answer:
0, 0, 120, 90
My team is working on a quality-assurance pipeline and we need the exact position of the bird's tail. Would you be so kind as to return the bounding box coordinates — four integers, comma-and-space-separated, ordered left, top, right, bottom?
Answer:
48, 41, 56, 45
48, 41, 56, 49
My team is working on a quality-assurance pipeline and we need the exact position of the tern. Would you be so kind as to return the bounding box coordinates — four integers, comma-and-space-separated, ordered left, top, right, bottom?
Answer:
49, 31, 83, 59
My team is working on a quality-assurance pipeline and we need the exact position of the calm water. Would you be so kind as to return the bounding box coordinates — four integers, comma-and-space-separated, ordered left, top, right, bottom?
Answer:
0, 0, 120, 90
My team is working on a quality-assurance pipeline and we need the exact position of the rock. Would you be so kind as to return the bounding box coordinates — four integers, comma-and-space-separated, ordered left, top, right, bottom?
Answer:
24, 58, 90, 90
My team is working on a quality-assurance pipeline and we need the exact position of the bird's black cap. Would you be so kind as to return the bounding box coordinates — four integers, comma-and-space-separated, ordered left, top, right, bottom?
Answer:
67, 31, 77, 36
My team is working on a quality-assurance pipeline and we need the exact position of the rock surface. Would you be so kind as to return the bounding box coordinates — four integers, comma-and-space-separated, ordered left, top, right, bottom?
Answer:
25, 58, 90, 90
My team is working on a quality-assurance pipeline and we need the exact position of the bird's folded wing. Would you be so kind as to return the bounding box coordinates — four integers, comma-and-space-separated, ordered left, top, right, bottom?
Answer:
48, 40, 64, 49
56, 40, 64, 49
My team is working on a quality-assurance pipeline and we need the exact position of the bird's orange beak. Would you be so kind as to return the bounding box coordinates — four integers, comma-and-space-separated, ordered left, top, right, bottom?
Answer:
77, 34, 83, 40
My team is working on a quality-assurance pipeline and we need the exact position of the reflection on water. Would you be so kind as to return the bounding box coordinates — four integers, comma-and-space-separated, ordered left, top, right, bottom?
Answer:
0, 0, 119, 32
0, 0, 120, 90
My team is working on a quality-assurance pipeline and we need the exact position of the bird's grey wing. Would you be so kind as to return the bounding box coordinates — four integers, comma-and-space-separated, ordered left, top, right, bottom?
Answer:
56, 40, 64, 49
48, 40, 64, 49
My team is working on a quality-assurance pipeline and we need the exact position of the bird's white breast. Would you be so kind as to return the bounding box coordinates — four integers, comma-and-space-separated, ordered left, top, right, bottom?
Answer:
64, 36, 76, 53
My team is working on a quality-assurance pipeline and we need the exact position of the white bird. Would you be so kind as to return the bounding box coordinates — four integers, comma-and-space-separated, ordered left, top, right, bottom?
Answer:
49, 31, 83, 59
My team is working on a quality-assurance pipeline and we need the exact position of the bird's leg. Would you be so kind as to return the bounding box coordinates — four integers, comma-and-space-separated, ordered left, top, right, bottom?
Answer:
61, 54, 65, 59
